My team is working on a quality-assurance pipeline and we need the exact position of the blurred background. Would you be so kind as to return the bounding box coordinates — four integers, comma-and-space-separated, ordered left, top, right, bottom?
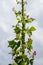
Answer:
0, 0, 43, 65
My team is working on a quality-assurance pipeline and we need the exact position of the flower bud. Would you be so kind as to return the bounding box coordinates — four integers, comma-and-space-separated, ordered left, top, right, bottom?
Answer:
27, 15, 29, 19
32, 51, 36, 58
33, 51, 36, 55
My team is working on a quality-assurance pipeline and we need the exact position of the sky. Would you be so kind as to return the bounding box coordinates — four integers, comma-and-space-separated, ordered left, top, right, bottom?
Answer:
0, 0, 43, 65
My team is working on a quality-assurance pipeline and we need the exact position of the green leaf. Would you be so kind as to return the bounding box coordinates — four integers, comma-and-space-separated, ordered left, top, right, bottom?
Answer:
17, 18, 21, 23
17, 18, 20, 21
14, 56, 22, 64
11, 50, 16, 56
19, 61, 25, 65
30, 59, 34, 65
16, 34, 20, 40
29, 26, 36, 31
8, 40, 21, 50
26, 26, 36, 36
8, 40, 16, 49
13, 41, 21, 51
25, 18, 35, 23
14, 54, 29, 65
27, 39, 33, 51
22, 54, 27, 59
27, 31, 32, 37
8, 40, 14, 45
12, 8, 17, 14
27, 39, 32, 47
12, 61, 18, 65
13, 9, 21, 17
16, 11, 21, 16
16, 0, 18, 2
30, 18, 35, 21
21, 16, 25, 21
22, 54, 29, 64
14, 26, 21, 34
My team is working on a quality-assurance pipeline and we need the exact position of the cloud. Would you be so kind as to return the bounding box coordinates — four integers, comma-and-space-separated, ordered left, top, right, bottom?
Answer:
39, 0, 43, 4
13, 0, 17, 4
0, 22, 9, 32
0, 39, 13, 65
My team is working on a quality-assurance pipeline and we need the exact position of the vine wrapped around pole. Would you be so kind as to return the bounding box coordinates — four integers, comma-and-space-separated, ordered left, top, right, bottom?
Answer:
8, 0, 36, 65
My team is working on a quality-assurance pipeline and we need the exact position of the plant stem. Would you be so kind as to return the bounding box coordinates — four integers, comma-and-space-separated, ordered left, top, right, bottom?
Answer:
22, 0, 25, 54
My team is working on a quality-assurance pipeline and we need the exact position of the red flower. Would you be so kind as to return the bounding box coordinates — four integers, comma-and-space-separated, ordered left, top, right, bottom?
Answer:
33, 51, 36, 56
32, 51, 36, 58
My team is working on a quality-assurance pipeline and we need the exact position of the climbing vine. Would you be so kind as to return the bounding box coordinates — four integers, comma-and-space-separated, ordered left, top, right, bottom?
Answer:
8, 0, 36, 65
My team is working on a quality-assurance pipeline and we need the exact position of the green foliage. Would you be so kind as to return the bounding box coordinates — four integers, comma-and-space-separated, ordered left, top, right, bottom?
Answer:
21, 16, 25, 21
8, 40, 21, 50
14, 25, 21, 34
25, 18, 35, 23
14, 54, 29, 65
15, 11, 21, 17
26, 26, 36, 37
29, 26, 36, 31
8, 0, 36, 65
30, 59, 34, 65
13, 8, 21, 17
8, 40, 15, 49
27, 39, 33, 51
16, 0, 20, 4
17, 18, 21, 23
12, 61, 18, 65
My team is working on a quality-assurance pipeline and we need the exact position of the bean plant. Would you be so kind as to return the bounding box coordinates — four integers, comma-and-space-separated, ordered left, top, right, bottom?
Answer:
8, 0, 36, 65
